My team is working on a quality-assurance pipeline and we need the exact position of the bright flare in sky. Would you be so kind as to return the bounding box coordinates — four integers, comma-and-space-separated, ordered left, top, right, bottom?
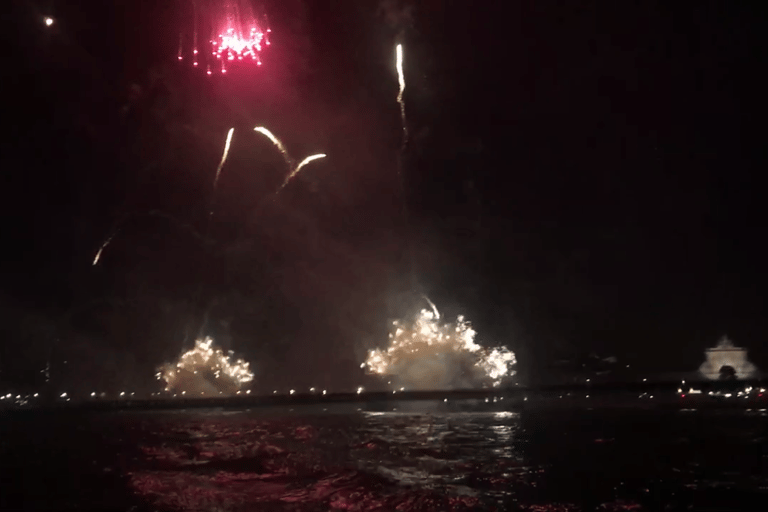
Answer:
363, 306, 516, 390
157, 337, 253, 396
44, 17, 54, 27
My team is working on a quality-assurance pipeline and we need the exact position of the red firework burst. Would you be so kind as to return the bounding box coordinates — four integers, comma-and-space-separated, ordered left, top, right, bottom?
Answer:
178, 1, 271, 74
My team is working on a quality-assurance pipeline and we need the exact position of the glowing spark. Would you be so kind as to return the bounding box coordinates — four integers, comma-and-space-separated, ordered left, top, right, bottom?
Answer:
363, 304, 516, 390
44, 17, 54, 27
158, 337, 253, 396
92, 231, 117, 265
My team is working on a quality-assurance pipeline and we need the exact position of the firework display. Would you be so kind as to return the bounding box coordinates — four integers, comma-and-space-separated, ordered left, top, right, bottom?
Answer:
157, 337, 254, 396
362, 304, 516, 391
178, 1, 271, 74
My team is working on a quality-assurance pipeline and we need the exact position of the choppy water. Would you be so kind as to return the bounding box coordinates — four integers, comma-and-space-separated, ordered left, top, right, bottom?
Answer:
1, 404, 767, 511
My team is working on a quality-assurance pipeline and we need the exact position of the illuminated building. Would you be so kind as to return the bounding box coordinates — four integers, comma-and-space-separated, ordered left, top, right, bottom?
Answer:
698, 336, 757, 380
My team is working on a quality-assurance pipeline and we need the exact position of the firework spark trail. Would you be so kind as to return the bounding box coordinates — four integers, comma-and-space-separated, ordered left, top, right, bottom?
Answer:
220, 128, 328, 256
394, 43, 418, 290
92, 231, 118, 265
212, 128, 235, 192
422, 294, 439, 319
277, 154, 326, 193
208, 128, 235, 223
254, 126, 292, 168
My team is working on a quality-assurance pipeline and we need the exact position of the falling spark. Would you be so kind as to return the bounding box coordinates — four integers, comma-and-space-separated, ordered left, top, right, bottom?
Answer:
158, 337, 253, 396
92, 231, 117, 265
363, 304, 516, 390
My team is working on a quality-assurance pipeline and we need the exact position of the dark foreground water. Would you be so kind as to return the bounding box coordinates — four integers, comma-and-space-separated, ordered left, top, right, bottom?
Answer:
2, 404, 767, 511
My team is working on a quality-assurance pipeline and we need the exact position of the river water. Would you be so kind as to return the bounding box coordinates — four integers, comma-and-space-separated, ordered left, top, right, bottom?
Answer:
1, 404, 767, 511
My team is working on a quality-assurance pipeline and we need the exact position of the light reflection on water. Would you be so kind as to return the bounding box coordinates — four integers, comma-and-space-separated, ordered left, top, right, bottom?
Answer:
352, 411, 526, 501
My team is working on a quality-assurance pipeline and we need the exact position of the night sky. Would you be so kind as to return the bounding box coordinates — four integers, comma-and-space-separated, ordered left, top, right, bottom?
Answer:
1, 0, 766, 393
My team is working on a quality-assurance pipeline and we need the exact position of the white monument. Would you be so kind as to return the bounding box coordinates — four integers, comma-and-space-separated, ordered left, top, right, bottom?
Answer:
698, 336, 757, 380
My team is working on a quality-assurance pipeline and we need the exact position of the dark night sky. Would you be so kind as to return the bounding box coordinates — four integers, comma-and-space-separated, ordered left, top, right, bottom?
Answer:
1, 0, 766, 391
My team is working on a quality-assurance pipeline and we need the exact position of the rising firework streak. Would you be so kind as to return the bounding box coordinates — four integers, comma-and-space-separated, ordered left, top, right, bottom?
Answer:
396, 44, 408, 147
